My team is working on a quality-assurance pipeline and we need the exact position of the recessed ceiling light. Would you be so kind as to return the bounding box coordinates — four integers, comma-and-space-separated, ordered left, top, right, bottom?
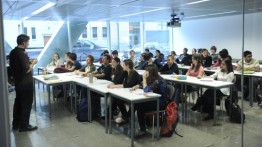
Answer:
32, 2, 56, 15
185, 0, 210, 5
186, 11, 236, 19
120, 8, 167, 18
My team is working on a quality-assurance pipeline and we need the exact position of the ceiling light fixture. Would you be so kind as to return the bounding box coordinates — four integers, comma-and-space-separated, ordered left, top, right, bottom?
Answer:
22, 16, 30, 20
185, 0, 210, 5
120, 8, 167, 17
31, 2, 56, 15
186, 11, 236, 19
21, 2, 56, 21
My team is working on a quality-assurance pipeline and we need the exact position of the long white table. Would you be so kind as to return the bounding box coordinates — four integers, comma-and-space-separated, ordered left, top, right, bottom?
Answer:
72, 76, 111, 133
108, 88, 161, 147
161, 75, 233, 125
201, 67, 262, 107
33, 74, 72, 117
178, 65, 262, 107
34, 73, 161, 147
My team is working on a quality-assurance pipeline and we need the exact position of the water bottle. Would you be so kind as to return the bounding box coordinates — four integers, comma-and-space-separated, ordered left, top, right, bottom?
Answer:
43, 68, 47, 75
89, 73, 93, 83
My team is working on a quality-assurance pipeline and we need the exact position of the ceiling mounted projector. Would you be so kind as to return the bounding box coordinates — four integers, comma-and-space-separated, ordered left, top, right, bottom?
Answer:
167, 13, 184, 27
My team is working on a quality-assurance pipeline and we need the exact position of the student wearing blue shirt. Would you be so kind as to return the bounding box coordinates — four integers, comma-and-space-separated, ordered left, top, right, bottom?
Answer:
65, 53, 82, 71
133, 64, 168, 136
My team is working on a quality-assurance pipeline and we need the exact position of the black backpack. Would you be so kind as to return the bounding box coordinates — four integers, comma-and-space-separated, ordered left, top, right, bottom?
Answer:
225, 98, 245, 123
76, 99, 89, 122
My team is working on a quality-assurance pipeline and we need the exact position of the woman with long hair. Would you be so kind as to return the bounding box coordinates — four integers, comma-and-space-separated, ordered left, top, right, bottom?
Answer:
191, 58, 234, 120
186, 54, 204, 78
107, 59, 140, 123
134, 64, 168, 136
173, 54, 204, 104
47, 52, 63, 67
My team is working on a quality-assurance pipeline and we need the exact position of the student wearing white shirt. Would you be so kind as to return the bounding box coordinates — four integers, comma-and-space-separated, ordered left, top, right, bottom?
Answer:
191, 58, 234, 120
47, 53, 63, 67
129, 50, 138, 67
236, 50, 260, 102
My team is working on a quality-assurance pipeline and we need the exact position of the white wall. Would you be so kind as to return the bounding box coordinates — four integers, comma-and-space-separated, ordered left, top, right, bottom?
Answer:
4, 20, 61, 48
173, 12, 262, 59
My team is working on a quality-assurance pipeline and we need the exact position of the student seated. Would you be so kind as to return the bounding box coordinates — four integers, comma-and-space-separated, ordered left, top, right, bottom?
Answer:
201, 48, 212, 67
65, 53, 82, 71
210, 46, 218, 64
173, 54, 204, 104
160, 55, 179, 75
129, 50, 138, 67
108, 57, 125, 117
235, 50, 260, 102
144, 48, 153, 58
93, 54, 112, 81
75, 55, 96, 76
47, 52, 63, 68
154, 50, 164, 62
170, 51, 177, 61
75, 55, 96, 98
135, 64, 169, 136
191, 58, 234, 120
175, 48, 189, 64
135, 53, 150, 70
91, 54, 112, 118
107, 59, 140, 124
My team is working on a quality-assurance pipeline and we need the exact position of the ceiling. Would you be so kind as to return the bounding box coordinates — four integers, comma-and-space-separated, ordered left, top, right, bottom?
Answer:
2, 0, 262, 22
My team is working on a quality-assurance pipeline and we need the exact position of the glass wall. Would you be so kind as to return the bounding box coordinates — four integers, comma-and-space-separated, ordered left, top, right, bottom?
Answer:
4, 0, 262, 146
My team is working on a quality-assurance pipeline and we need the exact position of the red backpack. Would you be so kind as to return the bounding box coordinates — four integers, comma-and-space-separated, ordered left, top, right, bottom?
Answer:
160, 101, 182, 137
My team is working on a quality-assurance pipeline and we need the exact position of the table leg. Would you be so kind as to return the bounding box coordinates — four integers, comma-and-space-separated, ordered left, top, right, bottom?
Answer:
157, 98, 160, 140
250, 76, 254, 107
88, 88, 92, 122
63, 84, 66, 106
48, 85, 51, 118
37, 69, 40, 89
33, 79, 37, 111
181, 83, 184, 123
74, 84, 77, 113
131, 102, 134, 147
109, 95, 112, 134
70, 83, 73, 112
213, 89, 217, 125
105, 94, 108, 133
185, 85, 187, 119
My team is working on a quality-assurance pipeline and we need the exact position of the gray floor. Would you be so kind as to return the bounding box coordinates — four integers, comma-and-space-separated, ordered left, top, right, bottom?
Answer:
9, 85, 262, 147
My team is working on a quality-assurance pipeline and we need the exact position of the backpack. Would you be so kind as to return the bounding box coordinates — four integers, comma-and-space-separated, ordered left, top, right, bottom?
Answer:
54, 67, 71, 73
225, 98, 245, 123
76, 99, 89, 122
160, 101, 182, 137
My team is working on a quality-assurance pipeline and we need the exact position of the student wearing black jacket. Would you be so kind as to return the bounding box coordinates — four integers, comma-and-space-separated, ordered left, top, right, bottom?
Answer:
92, 54, 112, 118
111, 57, 124, 84
160, 55, 179, 75
201, 49, 212, 67
107, 59, 141, 124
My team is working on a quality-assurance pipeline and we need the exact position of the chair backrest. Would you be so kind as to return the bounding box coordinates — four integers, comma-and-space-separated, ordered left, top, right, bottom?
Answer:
167, 84, 175, 100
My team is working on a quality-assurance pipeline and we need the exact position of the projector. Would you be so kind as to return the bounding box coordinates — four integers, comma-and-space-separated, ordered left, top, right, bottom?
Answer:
167, 13, 183, 27
167, 21, 181, 27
